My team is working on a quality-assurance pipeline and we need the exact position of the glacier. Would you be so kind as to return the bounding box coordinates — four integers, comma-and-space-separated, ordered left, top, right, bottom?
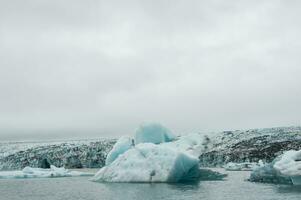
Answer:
2, 126, 301, 171
0, 139, 115, 170
0, 165, 94, 179
199, 126, 301, 167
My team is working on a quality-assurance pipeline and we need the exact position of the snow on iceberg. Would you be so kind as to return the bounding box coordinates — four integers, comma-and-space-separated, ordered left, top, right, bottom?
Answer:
135, 123, 176, 144
92, 143, 200, 183
0, 165, 94, 179
162, 133, 209, 156
273, 150, 301, 185
105, 136, 133, 165
273, 150, 301, 176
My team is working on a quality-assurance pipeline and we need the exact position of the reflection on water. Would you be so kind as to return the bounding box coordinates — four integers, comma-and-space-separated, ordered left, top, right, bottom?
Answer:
276, 185, 301, 194
98, 182, 200, 200
0, 170, 300, 200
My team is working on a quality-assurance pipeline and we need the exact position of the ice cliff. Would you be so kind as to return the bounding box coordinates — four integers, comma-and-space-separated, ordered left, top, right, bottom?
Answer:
1, 126, 301, 172
199, 126, 301, 167
0, 139, 115, 170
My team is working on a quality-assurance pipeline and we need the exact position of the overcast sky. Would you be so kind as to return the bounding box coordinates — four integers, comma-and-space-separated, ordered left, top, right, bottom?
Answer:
0, 0, 301, 141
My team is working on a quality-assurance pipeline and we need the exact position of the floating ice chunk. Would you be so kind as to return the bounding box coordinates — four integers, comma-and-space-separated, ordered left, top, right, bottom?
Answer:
92, 124, 225, 183
273, 150, 301, 185
0, 171, 26, 179
92, 143, 200, 183
224, 162, 260, 171
22, 165, 70, 177
248, 152, 301, 185
135, 123, 176, 144
249, 162, 292, 184
273, 150, 301, 177
0, 165, 94, 179
105, 136, 133, 165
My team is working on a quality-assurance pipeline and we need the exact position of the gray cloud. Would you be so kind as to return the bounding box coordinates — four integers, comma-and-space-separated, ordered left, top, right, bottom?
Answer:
1, 0, 301, 140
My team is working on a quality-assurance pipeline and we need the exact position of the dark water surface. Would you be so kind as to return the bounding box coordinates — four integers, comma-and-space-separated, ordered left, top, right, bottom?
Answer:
0, 171, 300, 200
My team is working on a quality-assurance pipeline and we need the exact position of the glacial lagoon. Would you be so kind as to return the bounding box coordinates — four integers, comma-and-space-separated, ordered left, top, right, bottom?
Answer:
0, 170, 300, 200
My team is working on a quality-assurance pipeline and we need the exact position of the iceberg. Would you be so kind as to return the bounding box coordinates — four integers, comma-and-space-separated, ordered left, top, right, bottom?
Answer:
92, 143, 200, 183
0, 165, 94, 179
249, 162, 292, 184
92, 124, 224, 183
249, 150, 301, 185
135, 123, 176, 144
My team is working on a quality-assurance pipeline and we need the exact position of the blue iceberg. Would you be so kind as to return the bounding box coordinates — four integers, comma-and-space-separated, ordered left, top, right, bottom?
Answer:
92, 143, 200, 183
92, 123, 226, 183
249, 161, 292, 184
105, 136, 133, 165
134, 123, 176, 144
92, 123, 205, 183
249, 150, 301, 185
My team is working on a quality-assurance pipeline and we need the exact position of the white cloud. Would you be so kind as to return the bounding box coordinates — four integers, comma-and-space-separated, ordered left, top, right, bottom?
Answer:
0, 0, 301, 140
